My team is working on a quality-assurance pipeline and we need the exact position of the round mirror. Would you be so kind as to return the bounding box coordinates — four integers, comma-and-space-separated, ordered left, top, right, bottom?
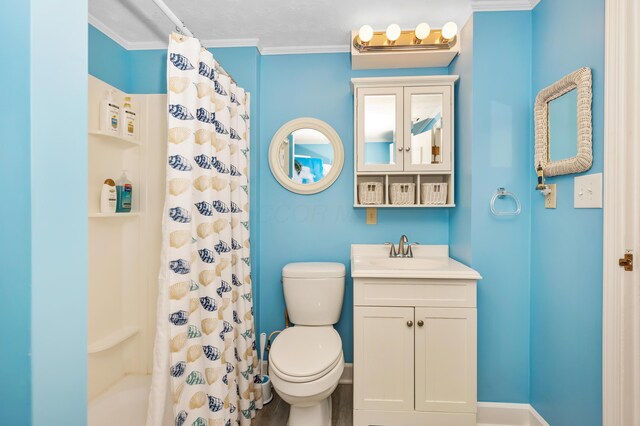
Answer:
268, 118, 344, 194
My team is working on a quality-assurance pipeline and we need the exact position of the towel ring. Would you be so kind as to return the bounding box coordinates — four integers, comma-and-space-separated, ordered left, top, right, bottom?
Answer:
490, 187, 521, 216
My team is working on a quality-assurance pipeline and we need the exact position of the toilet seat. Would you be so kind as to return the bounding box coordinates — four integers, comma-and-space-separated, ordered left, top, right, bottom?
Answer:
269, 326, 342, 383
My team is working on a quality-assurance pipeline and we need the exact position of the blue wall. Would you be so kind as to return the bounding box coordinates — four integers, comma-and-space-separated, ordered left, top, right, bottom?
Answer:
0, 2, 32, 424
450, 12, 533, 403
259, 54, 451, 362
31, 1, 88, 425
89, 25, 129, 91
530, 0, 604, 424
449, 16, 474, 266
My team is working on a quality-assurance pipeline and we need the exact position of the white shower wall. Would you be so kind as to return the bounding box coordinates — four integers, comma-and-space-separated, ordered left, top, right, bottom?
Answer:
88, 75, 167, 401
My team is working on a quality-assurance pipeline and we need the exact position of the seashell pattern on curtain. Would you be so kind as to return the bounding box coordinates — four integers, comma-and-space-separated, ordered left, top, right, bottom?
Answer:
151, 32, 261, 426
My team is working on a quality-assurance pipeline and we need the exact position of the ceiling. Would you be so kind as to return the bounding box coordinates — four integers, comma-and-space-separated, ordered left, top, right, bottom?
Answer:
89, 0, 539, 53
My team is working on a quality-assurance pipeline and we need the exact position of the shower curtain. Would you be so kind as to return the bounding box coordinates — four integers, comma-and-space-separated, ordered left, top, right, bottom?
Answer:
148, 33, 262, 426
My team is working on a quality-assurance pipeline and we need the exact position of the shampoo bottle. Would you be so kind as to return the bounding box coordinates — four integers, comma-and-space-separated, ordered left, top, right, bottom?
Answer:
121, 96, 137, 139
116, 171, 133, 213
100, 90, 120, 135
100, 179, 117, 213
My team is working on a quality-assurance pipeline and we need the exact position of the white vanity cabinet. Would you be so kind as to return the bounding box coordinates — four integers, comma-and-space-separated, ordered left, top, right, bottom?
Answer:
352, 76, 458, 208
353, 277, 478, 426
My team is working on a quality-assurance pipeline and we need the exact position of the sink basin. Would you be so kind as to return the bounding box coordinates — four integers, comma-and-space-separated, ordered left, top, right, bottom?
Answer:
351, 244, 481, 280
354, 257, 449, 271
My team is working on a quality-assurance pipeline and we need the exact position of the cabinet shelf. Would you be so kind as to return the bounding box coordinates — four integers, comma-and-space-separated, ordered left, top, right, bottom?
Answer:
356, 170, 452, 176
89, 130, 140, 148
354, 204, 455, 208
89, 212, 140, 219
88, 326, 140, 354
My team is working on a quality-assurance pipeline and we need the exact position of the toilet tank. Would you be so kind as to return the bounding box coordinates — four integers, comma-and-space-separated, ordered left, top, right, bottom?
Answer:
282, 262, 346, 326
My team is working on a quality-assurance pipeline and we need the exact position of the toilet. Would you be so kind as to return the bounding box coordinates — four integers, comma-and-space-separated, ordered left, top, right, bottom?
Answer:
269, 262, 346, 426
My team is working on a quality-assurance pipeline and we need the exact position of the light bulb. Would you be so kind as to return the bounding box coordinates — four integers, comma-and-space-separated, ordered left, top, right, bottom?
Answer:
386, 24, 401, 42
358, 25, 374, 43
415, 22, 431, 40
441, 21, 458, 40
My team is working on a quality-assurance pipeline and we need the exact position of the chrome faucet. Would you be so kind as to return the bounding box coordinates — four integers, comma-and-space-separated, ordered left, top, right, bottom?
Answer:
398, 235, 409, 257
384, 235, 418, 258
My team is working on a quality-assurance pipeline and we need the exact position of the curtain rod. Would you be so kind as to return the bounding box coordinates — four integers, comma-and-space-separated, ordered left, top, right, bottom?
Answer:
152, 0, 194, 37
152, 0, 238, 85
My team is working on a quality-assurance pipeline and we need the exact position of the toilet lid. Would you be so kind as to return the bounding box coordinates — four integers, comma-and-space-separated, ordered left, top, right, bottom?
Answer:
269, 327, 342, 379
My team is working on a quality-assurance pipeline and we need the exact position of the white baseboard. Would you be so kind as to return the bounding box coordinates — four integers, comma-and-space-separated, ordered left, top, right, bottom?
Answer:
477, 402, 550, 426
260, 361, 354, 385
528, 405, 550, 426
261, 362, 549, 426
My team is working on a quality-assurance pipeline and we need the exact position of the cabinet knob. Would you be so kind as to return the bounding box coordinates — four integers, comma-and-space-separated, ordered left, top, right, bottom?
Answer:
398, 146, 403, 152
407, 320, 414, 327
405, 146, 411, 152
417, 320, 424, 327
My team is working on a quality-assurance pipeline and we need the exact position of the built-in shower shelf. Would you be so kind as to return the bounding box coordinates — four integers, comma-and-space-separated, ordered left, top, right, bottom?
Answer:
88, 326, 140, 354
89, 212, 141, 219
89, 130, 140, 148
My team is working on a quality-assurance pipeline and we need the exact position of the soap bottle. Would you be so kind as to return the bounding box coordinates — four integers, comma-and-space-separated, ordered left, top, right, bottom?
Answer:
100, 90, 120, 135
100, 178, 117, 213
121, 96, 137, 139
116, 171, 133, 213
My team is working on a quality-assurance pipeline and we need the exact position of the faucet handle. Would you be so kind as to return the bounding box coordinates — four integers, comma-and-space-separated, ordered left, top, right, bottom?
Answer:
384, 242, 398, 258
407, 242, 419, 258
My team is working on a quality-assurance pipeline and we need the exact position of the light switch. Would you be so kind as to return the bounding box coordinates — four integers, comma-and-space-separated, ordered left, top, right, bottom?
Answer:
574, 173, 603, 208
545, 184, 557, 209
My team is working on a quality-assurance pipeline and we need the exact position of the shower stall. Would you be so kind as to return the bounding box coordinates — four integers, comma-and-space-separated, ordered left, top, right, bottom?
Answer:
87, 75, 171, 426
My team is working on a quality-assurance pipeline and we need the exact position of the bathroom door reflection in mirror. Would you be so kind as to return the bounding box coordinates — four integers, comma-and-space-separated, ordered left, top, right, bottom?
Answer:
548, 89, 578, 161
408, 93, 443, 166
276, 128, 335, 185
360, 87, 403, 171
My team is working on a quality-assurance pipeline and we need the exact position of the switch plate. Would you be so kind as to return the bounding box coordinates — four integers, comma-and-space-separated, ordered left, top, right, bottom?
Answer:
366, 207, 377, 224
545, 184, 557, 209
574, 173, 603, 208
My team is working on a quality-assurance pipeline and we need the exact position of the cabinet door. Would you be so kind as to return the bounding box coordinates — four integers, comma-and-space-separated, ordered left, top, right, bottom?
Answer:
414, 307, 477, 413
403, 86, 452, 172
354, 306, 414, 411
356, 87, 404, 172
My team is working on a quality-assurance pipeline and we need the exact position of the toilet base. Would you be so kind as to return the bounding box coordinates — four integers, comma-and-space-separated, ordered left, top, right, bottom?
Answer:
287, 396, 332, 426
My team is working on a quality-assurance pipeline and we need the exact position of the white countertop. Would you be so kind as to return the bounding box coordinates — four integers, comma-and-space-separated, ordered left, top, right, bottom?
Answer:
350, 244, 482, 280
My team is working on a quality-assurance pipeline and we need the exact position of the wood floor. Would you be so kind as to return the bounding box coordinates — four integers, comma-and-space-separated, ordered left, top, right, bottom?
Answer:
253, 384, 353, 425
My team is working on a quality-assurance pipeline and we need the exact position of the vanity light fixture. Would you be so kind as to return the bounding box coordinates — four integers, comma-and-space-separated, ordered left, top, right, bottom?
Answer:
414, 22, 431, 43
358, 25, 374, 45
385, 24, 401, 44
353, 21, 458, 52
441, 22, 458, 42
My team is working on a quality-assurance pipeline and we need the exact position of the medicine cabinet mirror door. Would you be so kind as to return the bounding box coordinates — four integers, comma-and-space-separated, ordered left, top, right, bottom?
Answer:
403, 86, 452, 172
357, 87, 404, 172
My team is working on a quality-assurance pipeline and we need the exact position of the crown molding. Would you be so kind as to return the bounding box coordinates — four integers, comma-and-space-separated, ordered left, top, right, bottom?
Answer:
89, 15, 348, 55
203, 38, 262, 52
88, 13, 133, 50
470, 0, 541, 11
123, 38, 263, 52
261, 44, 350, 55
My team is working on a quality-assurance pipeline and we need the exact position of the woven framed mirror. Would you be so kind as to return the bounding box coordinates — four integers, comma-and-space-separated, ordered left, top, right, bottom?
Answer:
534, 67, 593, 177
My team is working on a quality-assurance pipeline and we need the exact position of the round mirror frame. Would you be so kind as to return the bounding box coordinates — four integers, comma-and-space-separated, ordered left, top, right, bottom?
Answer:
268, 117, 344, 195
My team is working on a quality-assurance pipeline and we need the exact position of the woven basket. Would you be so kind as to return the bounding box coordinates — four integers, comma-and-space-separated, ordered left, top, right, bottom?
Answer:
421, 183, 448, 205
389, 183, 416, 205
358, 182, 383, 205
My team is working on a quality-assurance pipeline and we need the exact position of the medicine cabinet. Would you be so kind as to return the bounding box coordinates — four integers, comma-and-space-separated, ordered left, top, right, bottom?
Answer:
351, 76, 458, 208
